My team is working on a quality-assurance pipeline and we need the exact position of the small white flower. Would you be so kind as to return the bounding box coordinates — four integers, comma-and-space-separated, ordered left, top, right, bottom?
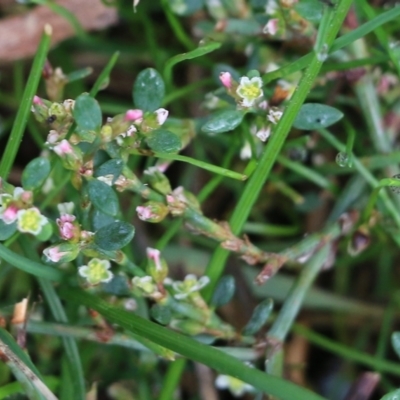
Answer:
240, 142, 252, 160
172, 274, 210, 300
154, 108, 169, 126
78, 258, 113, 285
256, 126, 271, 142
16, 208, 47, 235
267, 109, 283, 124
236, 77, 263, 108
215, 374, 254, 397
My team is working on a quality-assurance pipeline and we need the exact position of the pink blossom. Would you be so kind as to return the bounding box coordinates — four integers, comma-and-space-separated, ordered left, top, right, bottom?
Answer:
2, 205, 19, 224
219, 72, 232, 89
33, 96, 44, 105
44, 246, 66, 263
263, 18, 279, 35
125, 109, 143, 122
57, 214, 76, 240
146, 247, 162, 270
136, 205, 155, 220
53, 140, 73, 156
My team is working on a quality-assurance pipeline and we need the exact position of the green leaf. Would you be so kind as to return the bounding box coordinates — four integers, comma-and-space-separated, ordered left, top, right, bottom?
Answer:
92, 209, 115, 231
102, 274, 131, 296
73, 93, 102, 131
146, 129, 181, 153
59, 287, 326, 400
381, 389, 400, 400
294, 0, 324, 23
392, 332, 400, 360
0, 220, 17, 241
210, 275, 235, 307
22, 157, 51, 190
133, 68, 165, 112
293, 103, 344, 130
242, 298, 274, 336
94, 221, 135, 251
87, 179, 119, 216
151, 304, 172, 325
94, 159, 124, 184
164, 40, 222, 85
201, 110, 244, 134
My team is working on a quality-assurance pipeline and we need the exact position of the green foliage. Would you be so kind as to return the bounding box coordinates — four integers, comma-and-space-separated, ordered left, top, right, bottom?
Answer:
146, 129, 182, 153
201, 110, 245, 134
87, 179, 119, 216
133, 68, 165, 112
242, 298, 273, 336
73, 93, 102, 131
3, 1, 400, 399
293, 103, 344, 130
22, 157, 51, 190
94, 221, 135, 251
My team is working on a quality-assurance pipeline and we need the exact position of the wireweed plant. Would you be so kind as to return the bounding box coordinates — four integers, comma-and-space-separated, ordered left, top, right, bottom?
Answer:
2, 1, 400, 399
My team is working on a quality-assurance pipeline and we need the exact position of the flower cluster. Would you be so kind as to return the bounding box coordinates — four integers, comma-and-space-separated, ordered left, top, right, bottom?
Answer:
0, 184, 47, 236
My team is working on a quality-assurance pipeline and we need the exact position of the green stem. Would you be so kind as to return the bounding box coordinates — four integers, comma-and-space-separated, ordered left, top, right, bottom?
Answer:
0, 26, 51, 180
293, 324, 400, 376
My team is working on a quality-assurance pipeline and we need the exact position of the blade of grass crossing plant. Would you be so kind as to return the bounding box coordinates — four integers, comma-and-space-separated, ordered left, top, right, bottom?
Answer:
0, 329, 57, 400
31, 0, 86, 38
18, 236, 86, 400
294, 325, 400, 376
152, 152, 247, 181
262, 5, 400, 83
163, 40, 221, 87
0, 25, 51, 180
0, 243, 62, 281
60, 287, 327, 400
89, 51, 120, 97
204, 0, 354, 300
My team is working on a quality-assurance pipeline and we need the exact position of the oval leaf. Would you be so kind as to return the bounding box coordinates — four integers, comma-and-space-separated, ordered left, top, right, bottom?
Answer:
151, 304, 172, 325
242, 298, 273, 336
294, 0, 324, 23
22, 157, 51, 190
94, 221, 135, 251
381, 389, 400, 400
146, 129, 181, 153
87, 179, 119, 216
211, 275, 236, 307
92, 209, 115, 231
293, 103, 343, 130
202, 110, 244, 134
0, 220, 17, 241
392, 332, 400, 360
94, 159, 124, 184
73, 93, 102, 131
133, 68, 165, 112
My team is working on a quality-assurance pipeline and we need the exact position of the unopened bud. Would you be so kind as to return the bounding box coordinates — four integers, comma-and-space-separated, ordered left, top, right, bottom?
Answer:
146, 247, 169, 283
136, 201, 169, 223
144, 167, 172, 194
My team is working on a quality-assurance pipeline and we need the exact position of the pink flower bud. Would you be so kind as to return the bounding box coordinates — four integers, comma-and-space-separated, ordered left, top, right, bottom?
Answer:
136, 205, 155, 220
33, 95, 44, 105
219, 72, 232, 89
263, 18, 279, 36
2, 205, 19, 224
125, 109, 144, 122
53, 139, 73, 156
56, 214, 77, 240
